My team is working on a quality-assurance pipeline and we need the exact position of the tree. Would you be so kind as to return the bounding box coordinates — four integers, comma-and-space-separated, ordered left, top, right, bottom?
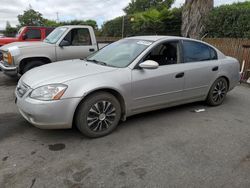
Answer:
101, 7, 182, 37
3, 21, 17, 37
204, 2, 250, 38
18, 8, 46, 26
124, 0, 175, 14
181, 0, 213, 39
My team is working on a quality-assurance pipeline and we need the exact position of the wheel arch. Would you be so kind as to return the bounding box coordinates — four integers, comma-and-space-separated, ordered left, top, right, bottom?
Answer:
217, 75, 230, 90
72, 88, 127, 128
19, 56, 52, 74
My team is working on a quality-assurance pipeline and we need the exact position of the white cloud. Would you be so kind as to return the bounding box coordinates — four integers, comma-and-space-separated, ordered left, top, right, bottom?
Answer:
0, 0, 247, 30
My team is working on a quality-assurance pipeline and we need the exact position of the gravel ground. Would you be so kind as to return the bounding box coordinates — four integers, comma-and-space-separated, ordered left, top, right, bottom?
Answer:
0, 73, 250, 188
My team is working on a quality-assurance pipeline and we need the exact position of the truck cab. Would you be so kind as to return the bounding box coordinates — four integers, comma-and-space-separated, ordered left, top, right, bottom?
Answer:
0, 26, 54, 47
0, 25, 103, 77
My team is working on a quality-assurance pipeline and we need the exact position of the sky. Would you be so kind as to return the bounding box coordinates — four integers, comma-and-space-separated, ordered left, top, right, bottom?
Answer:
0, 0, 247, 30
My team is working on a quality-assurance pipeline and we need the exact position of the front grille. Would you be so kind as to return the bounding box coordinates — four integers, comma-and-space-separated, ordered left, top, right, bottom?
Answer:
16, 81, 30, 98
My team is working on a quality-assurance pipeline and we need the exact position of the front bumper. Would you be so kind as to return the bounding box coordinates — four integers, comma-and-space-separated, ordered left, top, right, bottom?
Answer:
16, 93, 81, 129
0, 60, 17, 76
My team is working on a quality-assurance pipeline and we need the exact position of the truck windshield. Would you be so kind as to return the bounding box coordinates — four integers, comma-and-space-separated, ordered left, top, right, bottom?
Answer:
16, 27, 25, 37
44, 27, 67, 44
86, 39, 153, 68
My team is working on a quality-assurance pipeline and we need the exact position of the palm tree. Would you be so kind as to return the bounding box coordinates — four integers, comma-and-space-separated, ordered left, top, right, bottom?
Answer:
181, 0, 214, 39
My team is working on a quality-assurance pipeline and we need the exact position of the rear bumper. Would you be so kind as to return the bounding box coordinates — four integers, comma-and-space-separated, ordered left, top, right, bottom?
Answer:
0, 60, 17, 76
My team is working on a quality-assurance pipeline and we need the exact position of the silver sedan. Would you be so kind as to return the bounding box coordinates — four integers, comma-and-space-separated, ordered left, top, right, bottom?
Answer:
15, 36, 240, 138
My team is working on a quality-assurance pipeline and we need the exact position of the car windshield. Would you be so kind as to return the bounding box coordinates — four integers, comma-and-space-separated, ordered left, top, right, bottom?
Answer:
86, 39, 153, 68
44, 27, 67, 44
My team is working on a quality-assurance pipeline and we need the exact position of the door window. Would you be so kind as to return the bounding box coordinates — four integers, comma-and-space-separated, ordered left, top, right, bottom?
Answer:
26, 29, 41, 39
143, 41, 180, 66
62, 28, 91, 46
183, 40, 217, 63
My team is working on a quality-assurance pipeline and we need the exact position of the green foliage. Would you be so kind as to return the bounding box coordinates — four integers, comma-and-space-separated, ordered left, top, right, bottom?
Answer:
101, 7, 182, 37
124, 0, 175, 14
43, 19, 61, 27
18, 9, 46, 26
205, 2, 250, 38
3, 21, 18, 37
59, 19, 98, 30
132, 9, 163, 34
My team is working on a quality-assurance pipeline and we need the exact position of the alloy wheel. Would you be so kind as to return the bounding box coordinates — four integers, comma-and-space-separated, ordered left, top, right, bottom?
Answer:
212, 80, 227, 103
87, 101, 116, 132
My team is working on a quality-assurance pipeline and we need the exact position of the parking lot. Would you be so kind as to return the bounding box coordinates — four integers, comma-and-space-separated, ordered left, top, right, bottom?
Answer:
0, 72, 250, 188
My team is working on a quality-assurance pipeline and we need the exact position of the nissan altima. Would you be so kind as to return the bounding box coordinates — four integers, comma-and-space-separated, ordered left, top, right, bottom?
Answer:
15, 36, 240, 138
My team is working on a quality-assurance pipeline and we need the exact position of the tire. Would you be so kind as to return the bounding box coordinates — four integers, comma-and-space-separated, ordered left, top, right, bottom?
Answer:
206, 77, 228, 106
22, 61, 45, 74
75, 92, 121, 138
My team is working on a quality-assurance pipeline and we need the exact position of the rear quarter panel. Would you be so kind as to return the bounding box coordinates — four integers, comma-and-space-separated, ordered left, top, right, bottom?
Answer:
219, 56, 240, 91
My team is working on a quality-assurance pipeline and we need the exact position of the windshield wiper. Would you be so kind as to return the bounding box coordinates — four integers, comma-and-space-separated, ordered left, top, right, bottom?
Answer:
44, 38, 50, 43
85, 59, 108, 66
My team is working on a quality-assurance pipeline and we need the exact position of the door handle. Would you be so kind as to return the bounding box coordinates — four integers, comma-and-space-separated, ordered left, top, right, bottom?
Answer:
175, 72, 184, 78
212, 66, 219, 71
89, 48, 95, 52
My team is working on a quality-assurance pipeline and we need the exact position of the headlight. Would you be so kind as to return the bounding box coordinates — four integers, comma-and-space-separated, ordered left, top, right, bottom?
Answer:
3, 52, 12, 65
30, 84, 68, 101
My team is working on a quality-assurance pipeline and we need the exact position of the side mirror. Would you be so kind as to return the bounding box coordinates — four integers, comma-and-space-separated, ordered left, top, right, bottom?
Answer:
59, 40, 70, 47
22, 34, 27, 40
139, 60, 159, 70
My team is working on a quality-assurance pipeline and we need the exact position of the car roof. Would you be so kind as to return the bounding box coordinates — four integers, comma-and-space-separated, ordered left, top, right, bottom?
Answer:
58, 25, 93, 29
127, 35, 188, 42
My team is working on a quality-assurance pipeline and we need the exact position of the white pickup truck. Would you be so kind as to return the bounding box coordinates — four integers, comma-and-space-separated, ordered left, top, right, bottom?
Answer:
0, 25, 108, 77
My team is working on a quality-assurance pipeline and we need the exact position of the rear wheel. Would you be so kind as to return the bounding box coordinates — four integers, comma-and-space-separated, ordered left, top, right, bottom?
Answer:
206, 77, 228, 106
22, 61, 45, 74
76, 92, 121, 138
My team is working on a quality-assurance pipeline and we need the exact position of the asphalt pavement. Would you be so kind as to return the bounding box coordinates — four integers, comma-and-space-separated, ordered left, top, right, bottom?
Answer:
0, 73, 250, 188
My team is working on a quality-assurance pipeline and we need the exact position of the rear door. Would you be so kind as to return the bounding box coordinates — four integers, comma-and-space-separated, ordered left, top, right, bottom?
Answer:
181, 40, 220, 99
56, 28, 98, 61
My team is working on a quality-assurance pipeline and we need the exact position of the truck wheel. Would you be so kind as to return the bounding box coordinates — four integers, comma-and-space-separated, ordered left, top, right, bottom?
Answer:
206, 77, 228, 106
75, 92, 121, 138
22, 61, 45, 74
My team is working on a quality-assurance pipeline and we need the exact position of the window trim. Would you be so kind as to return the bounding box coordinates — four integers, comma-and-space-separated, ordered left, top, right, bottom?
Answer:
61, 28, 92, 46
134, 39, 183, 69
181, 40, 218, 63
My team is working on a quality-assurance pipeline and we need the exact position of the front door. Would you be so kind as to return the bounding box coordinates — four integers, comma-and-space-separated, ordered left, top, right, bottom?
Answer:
56, 28, 97, 61
131, 41, 185, 112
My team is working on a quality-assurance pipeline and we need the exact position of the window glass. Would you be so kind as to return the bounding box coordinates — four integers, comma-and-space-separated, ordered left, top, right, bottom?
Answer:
86, 39, 152, 68
63, 28, 92, 46
45, 28, 54, 37
44, 27, 67, 44
26, 29, 41, 39
144, 41, 180, 66
183, 41, 217, 63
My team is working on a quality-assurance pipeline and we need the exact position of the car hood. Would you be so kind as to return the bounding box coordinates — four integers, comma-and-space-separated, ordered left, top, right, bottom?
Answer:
0, 37, 18, 44
20, 59, 118, 88
0, 41, 52, 52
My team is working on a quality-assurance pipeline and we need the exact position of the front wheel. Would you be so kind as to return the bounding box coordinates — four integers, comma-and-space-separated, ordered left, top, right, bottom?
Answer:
75, 92, 121, 138
22, 61, 45, 74
206, 77, 228, 106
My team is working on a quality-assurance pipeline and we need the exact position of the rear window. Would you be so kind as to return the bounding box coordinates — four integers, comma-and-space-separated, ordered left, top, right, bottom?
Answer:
183, 40, 217, 63
26, 29, 41, 39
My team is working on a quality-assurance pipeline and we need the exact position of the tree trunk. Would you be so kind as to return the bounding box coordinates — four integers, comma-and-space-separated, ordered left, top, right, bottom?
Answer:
181, 0, 213, 39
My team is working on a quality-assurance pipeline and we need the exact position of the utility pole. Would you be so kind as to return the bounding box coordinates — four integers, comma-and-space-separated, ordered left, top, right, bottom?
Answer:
56, 12, 59, 23
122, 16, 125, 38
